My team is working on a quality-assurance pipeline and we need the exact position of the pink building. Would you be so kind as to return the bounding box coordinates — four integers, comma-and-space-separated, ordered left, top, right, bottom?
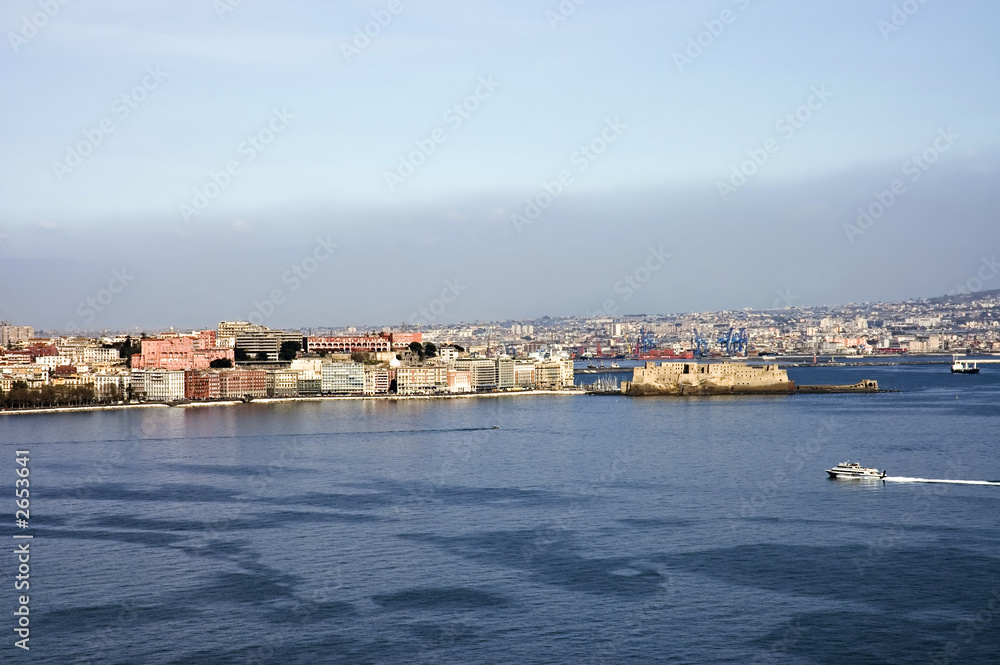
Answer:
132, 335, 233, 371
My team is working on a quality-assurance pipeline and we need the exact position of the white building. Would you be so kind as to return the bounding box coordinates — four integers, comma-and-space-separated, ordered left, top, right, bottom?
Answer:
322, 362, 365, 394
93, 372, 131, 398
131, 369, 185, 401
34, 355, 72, 369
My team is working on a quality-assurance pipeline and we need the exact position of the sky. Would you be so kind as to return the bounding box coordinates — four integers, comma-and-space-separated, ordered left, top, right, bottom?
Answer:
1, 0, 999, 331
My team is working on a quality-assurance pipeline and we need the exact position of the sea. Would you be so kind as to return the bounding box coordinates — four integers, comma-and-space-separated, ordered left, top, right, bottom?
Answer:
2, 363, 999, 664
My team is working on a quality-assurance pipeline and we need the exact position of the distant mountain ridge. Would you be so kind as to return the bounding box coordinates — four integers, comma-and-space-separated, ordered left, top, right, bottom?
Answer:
928, 288, 1000, 305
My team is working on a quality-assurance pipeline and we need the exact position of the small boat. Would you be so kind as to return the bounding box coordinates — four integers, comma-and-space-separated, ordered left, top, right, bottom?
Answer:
491, 425, 500, 430
826, 461, 886, 479
951, 356, 980, 374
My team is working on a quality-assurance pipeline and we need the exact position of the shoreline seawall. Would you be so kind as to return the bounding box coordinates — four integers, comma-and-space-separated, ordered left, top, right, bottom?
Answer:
0, 390, 585, 416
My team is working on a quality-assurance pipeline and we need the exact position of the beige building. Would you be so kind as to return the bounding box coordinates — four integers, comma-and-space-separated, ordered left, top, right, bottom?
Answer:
624, 361, 792, 395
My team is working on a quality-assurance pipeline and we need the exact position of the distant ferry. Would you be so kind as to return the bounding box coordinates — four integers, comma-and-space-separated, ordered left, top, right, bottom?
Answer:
826, 461, 886, 479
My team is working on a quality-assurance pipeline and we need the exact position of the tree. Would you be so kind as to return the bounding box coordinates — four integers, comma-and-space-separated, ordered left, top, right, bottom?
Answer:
279, 340, 302, 361
408, 341, 424, 359
234, 347, 250, 362
210, 358, 233, 368
255, 351, 269, 361
423, 342, 437, 358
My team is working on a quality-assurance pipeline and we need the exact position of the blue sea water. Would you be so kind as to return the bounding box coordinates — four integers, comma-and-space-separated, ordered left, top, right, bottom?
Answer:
1, 364, 999, 664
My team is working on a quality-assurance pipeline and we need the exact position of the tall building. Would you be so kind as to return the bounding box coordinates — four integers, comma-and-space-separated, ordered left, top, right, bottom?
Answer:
453, 358, 497, 392
496, 357, 515, 389
0, 324, 34, 347
235, 329, 304, 361
217, 321, 267, 346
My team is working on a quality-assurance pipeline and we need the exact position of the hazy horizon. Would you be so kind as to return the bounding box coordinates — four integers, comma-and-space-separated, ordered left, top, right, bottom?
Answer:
3, 1, 999, 330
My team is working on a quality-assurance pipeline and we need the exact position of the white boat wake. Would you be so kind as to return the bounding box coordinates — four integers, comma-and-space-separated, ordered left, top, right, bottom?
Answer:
883, 477, 1000, 486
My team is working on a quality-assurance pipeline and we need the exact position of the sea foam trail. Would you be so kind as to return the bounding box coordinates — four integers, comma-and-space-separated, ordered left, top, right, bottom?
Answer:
883, 477, 1000, 486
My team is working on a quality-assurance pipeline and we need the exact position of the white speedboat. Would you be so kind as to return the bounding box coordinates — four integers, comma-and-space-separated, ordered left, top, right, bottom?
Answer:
826, 461, 886, 479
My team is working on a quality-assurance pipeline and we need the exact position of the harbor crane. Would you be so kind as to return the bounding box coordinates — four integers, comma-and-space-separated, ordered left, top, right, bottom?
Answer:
633, 328, 657, 355
691, 328, 711, 358
717, 327, 749, 356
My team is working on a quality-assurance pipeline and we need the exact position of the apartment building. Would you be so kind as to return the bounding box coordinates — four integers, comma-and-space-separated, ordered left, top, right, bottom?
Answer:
266, 370, 299, 397
453, 358, 497, 392
322, 362, 365, 394
219, 369, 267, 399
396, 366, 448, 395
131, 369, 185, 401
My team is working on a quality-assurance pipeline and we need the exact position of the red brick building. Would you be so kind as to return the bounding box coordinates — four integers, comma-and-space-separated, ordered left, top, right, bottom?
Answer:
219, 369, 267, 398
185, 370, 221, 400
387, 332, 423, 349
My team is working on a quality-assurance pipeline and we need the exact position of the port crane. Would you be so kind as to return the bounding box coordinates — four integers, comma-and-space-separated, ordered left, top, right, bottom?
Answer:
717, 327, 749, 356
691, 329, 711, 358
632, 328, 657, 355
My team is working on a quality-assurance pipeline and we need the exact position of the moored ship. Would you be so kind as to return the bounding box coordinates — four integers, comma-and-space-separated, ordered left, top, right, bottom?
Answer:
951, 357, 980, 374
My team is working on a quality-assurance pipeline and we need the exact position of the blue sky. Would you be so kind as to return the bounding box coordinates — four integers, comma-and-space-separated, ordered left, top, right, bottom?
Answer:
2, 0, 999, 330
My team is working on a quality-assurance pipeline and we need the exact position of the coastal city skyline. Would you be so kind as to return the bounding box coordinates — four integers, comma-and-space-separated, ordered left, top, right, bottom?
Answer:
4, 285, 998, 354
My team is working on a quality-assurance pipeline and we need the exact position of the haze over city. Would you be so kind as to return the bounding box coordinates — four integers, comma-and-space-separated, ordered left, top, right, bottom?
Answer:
2, 0, 999, 330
